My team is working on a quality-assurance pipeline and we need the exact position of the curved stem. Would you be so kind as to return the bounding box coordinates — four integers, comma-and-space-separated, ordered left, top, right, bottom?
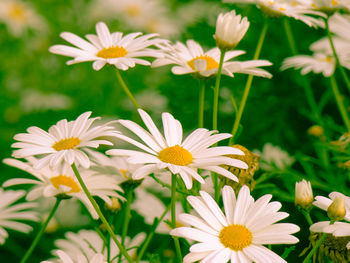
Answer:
302, 211, 313, 225
213, 50, 226, 131
198, 80, 206, 128
230, 21, 268, 143
71, 163, 133, 263
171, 173, 182, 263
20, 198, 61, 263
330, 75, 350, 131
325, 17, 350, 94
116, 69, 140, 109
136, 204, 171, 262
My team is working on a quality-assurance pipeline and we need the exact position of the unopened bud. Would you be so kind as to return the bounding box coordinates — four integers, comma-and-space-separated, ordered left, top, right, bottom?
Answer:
105, 197, 121, 212
307, 125, 324, 137
295, 179, 313, 211
327, 197, 346, 221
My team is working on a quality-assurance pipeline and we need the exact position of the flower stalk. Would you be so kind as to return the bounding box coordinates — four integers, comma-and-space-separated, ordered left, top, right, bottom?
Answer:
116, 69, 140, 109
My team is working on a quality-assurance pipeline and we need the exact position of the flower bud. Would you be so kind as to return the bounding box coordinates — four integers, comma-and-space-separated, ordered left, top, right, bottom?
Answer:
327, 197, 346, 221
307, 125, 324, 137
295, 179, 313, 210
214, 10, 249, 51
105, 197, 121, 212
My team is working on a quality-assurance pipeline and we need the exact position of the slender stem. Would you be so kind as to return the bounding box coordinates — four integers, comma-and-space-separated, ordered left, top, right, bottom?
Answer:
136, 204, 171, 262
230, 22, 268, 143
171, 173, 182, 263
116, 69, 140, 109
212, 50, 226, 131
330, 75, 350, 131
325, 17, 350, 94
283, 18, 298, 55
121, 190, 132, 245
198, 80, 206, 128
71, 163, 133, 263
302, 211, 313, 225
302, 233, 327, 263
20, 198, 61, 263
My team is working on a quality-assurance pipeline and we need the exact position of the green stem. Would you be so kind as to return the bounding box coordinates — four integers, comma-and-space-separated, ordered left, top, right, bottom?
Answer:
71, 163, 133, 263
302, 211, 313, 225
20, 198, 61, 263
116, 69, 140, 109
283, 18, 298, 55
212, 50, 226, 131
230, 21, 268, 143
325, 17, 350, 94
171, 173, 182, 263
330, 75, 350, 131
136, 204, 171, 262
121, 190, 132, 245
150, 174, 197, 195
198, 80, 206, 128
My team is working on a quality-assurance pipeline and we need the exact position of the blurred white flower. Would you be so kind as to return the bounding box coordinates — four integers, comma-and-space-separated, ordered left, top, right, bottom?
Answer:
152, 40, 272, 78
52, 229, 145, 262
42, 250, 106, 263
12, 111, 119, 169
0, 188, 39, 245
214, 10, 250, 50
224, 0, 325, 27
19, 89, 73, 113
3, 157, 124, 219
0, 0, 47, 37
281, 52, 336, 77
50, 22, 165, 71
254, 143, 294, 171
309, 0, 350, 13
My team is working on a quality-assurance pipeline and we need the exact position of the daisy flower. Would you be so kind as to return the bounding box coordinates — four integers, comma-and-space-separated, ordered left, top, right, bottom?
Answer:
3, 157, 123, 219
49, 22, 165, 71
107, 109, 248, 189
281, 52, 336, 77
0, 0, 47, 37
0, 188, 39, 244
224, 0, 325, 27
152, 40, 272, 78
309, 0, 350, 13
253, 143, 294, 171
42, 250, 106, 263
11, 111, 119, 169
171, 185, 299, 262
51, 229, 145, 262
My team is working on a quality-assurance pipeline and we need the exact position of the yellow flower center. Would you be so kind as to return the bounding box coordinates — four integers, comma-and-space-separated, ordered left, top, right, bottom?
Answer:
8, 3, 26, 21
219, 224, 253, 251
120, 169, 128, 179
52, 137, 81, 151
187, 55, 219, 71
126, 5, 141, 17
332, 0, 338, 6
319, 56, 333, 63
96, 46, 128, 59
50, 175, 80, 193
158, 145, 193, 166
279, 7, 286, 11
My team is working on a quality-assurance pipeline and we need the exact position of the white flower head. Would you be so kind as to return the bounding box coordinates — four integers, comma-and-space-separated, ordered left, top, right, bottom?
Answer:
3, 157, 124, 219
49, 22, 165, 71
42, 250, 106, 263
281, 52, 336, 77
171, 186, 299, 263
51, 229, 145, 262
309, 0, 350, 14
295, 179, 313, 209
11, 111, 119, 169
0, 188, 39, 244
107, 109, 249, 189
152, 40, 272, 78
254, 143, 295, 171
313, 191, 350, 221
214, 10, 250, 50
0, 0, 47, 37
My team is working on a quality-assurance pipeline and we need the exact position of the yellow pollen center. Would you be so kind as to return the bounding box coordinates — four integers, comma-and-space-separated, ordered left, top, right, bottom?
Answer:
279, 7, 286, 11
187, 55, 219, 71
8, 3, 26, 21
158, 145, 193, 166
219, 225, 253, 251
332, 0, 338, 6
96, 46, 128, 59
120, 169, 128, 179
50, 175, 80, 193
319, 56, 333, 63
52, 137, 81, 151
126, 5, 141, 17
